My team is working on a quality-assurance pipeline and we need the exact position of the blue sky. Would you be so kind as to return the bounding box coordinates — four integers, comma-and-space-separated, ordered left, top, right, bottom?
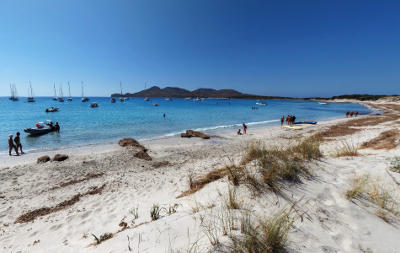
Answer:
0, 0, 399, 97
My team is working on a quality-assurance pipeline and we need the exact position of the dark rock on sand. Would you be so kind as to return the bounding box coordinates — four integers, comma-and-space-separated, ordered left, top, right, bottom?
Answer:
118, 138, 147, 151
37, 155, 51, 164
53, 154, 69, 162
134, 150, 152, 161
181, 130, 210, 139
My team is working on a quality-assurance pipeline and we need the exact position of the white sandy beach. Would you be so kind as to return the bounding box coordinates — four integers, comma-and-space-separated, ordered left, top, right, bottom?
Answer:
1, 100, 400, 253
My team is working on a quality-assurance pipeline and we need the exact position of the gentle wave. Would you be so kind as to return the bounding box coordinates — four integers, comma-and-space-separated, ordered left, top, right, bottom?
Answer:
155, 119, 281, 138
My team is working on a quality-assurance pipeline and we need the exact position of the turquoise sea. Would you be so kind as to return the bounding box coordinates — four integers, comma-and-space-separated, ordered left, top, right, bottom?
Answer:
0, 97, 372, 155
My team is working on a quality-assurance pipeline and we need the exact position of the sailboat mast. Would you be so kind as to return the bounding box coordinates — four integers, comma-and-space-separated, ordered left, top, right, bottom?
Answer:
29, 81, 33, 97
81, 82, 84, 97
120, 82, 122, 96
68, 82, 71, 97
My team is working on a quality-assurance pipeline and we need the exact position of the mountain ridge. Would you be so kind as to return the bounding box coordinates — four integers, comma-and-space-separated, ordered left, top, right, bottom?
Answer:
111, 86, 293, 99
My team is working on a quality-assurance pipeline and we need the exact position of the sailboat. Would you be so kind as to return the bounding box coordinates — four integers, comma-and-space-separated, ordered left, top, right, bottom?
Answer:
58, 85, 64, 102
119, 82, 125, 102
81, 82, 89, 102
27, 82, 35, 102
67, 82, 72, 101
52, 84, 58, 101
9, 84, 19, 101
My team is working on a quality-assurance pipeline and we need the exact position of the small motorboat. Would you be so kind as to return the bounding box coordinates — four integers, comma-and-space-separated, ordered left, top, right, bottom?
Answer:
81, 97, 89, 102
165, 98, 172, 101
110, 98, 116, 103
256, 102, 267, 106
184, 97, 192, 100
319, 102, 328, 105
24, 121, 56, 136
90, 102, 99, 108
144, 97, 150, 101
153, 102, 158, 107
119, 97, 124, 102
45, 107, 59, 113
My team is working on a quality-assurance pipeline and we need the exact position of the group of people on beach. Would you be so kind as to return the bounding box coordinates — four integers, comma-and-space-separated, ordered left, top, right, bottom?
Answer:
281, 115, 296, 127
8, 132, 23, 156
346, 111, 359, 118
237, 123, 247, 135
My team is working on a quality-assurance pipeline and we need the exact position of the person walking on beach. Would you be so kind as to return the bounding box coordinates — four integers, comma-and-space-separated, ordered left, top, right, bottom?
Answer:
242, 123, 247, 134
346, 112, 349, 118
280, 115, 285, 127
355, 111, 359, 117
8, 134, 19, 156
14, 132, 23, 154
350, 111, 354, 117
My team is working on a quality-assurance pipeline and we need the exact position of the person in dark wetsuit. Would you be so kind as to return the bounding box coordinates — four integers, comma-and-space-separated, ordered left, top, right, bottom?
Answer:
55, 122, 60, 133
14, 132, 23, 154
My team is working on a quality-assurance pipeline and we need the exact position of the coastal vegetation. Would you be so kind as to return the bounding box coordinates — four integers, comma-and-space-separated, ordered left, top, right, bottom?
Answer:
334, 141, 359, 157
346, 174, 399, 223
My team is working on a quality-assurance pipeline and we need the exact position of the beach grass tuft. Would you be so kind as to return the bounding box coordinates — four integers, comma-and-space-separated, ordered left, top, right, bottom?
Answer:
230, 208, 294, 252
150, 204, 161, 220
334, 141, 359, 157
346, 174, 399, 221
390, 156, 400, 173
226, 187, 242, 210
92, 232, 113, 245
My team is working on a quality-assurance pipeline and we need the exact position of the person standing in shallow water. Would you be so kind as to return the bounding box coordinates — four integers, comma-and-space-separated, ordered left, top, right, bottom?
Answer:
55, 122, 60, 133
280, 115, 285, 127
8, 134, 19, 156
14, 132, 23, 154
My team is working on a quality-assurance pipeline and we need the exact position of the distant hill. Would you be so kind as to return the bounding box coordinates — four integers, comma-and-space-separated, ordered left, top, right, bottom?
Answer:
111, 86, 294, 99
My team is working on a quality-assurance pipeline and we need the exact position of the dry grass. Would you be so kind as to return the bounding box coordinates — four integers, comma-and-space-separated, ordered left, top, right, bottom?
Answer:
346, 175, 370, 199
50, 173, 104, 190
360, 129, 400, 150
92, 232, 113, 245
334, 141, 359, 157
314, 112, 400, 141
289, 136, 323, 161
15, 184, 106, 223
178, 168, 228, 198
230, 208, 295, 252
346, 175, 399, 222
226, 187, 243, 210
241, 138, 320, 192
315, 125, 360, 139
390, 157, 400, 173
179, 137, 321, 197
226, 165, 244, 186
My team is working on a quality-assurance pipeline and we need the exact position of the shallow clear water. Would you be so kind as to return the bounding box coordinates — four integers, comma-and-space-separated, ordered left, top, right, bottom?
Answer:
0, 97, 371, 154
